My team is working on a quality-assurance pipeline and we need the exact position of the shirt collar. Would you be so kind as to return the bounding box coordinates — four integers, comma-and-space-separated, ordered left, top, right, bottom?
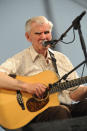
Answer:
29, 45, 52, 62
29, 45, 39, 62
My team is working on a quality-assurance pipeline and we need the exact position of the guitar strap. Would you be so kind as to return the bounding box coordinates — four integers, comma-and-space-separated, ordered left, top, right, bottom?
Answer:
48, 48, 60, 78
9, 74, 25, 110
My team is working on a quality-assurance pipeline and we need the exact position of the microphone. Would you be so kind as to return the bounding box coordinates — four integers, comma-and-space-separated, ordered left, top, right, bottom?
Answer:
72, 11, 86, 29
42, 40, 58, 47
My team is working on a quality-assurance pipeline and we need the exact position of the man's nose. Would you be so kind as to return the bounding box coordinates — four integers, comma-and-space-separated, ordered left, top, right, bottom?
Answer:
40, 32, 46, 39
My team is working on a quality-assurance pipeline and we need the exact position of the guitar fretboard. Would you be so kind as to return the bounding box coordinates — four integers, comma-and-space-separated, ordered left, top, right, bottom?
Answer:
49, 76, 87, 94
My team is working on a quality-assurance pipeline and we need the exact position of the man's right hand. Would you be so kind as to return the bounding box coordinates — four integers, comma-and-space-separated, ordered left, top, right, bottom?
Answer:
23, 83, 47, 98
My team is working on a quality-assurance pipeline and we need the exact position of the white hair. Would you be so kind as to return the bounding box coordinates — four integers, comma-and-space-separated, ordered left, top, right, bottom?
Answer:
25, 16, 53, 33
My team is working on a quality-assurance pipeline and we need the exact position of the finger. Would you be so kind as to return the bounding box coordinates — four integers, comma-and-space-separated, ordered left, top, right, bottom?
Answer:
35, 88, 41, 98
35, 86, 45, 98
40, 84, 47, 89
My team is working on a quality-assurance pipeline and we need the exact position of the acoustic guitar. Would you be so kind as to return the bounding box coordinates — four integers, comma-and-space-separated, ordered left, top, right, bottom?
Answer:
0, 70, 87, 129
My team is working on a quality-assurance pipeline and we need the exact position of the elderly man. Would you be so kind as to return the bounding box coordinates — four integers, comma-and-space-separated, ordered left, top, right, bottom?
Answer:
0, 16, 87, 131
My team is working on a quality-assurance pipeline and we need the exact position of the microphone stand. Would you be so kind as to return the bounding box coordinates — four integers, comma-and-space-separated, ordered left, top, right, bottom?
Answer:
58, 59, 87, 82
76, 23, 87, 66
53, 11, 86, 47
54, 11, 87, 82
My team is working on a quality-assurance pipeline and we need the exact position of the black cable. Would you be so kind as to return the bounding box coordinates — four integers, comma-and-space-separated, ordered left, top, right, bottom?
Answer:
60, 28, 75, 44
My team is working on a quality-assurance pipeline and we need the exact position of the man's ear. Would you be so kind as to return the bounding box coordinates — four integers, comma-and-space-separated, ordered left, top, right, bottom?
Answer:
25, 32, 31, 42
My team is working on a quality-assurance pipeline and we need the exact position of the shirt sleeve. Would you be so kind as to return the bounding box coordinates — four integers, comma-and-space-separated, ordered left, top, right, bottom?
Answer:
0, 55, 22, 75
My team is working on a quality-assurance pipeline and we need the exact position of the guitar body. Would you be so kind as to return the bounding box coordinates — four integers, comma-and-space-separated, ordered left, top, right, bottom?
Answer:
0, 70, 60, 129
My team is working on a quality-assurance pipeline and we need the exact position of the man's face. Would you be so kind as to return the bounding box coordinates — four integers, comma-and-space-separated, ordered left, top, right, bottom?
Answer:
28, 23, 52, 54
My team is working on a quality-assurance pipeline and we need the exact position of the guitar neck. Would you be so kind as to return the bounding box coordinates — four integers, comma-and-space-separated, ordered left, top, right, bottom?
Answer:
49, 76, 87, 94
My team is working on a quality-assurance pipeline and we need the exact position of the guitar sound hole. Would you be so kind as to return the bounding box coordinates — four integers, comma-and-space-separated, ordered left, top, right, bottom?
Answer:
26, 90, 49, 112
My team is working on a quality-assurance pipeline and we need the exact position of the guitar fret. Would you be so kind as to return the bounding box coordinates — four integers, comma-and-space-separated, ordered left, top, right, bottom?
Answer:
60, 83, 65, 89
50, 87, 57, 94
57, 83, 62, 91
80, 78, 87, 84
